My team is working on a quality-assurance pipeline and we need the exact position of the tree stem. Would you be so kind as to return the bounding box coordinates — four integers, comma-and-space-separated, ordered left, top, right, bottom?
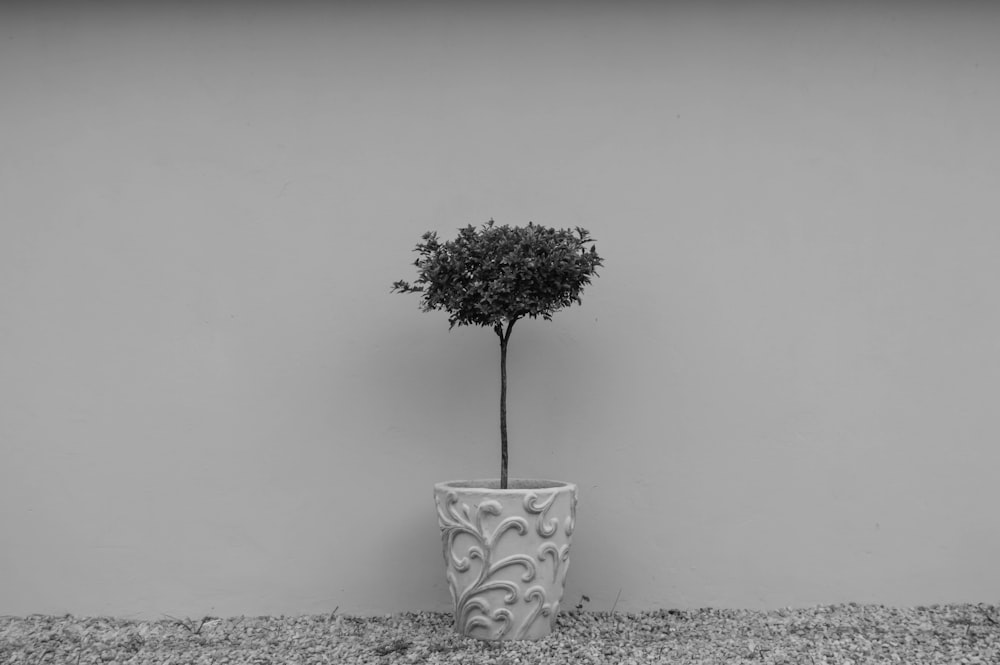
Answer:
498, 319, 515, 489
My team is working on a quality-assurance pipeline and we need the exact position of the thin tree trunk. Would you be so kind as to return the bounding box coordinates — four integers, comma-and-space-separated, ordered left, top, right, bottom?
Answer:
500, 336, 508, 489
498, 320, 515, 489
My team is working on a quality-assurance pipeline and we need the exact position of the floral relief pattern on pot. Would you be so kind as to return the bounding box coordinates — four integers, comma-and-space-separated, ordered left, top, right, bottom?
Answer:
435, 483, 576, 641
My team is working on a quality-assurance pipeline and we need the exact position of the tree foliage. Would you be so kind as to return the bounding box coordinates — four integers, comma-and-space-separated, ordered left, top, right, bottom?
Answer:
392, 220, 603, 331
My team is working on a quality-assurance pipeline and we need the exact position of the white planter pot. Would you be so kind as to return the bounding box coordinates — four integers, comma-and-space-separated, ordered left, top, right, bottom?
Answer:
433, 479, 577, 641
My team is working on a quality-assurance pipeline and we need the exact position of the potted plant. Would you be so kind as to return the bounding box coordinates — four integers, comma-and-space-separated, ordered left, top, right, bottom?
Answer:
393, 220, 603, 641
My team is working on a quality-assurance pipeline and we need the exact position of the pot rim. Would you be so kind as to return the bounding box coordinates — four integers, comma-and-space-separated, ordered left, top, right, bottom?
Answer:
435, 478, 576, 492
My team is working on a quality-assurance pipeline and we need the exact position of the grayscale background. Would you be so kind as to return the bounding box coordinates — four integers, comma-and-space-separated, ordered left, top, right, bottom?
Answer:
2, 0, 999, 618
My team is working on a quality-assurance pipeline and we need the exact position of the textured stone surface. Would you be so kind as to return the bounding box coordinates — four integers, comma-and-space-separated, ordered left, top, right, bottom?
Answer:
2, 604, 998, 664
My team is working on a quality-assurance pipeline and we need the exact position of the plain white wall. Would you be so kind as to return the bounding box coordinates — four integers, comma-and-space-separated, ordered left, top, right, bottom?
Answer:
2, 1, 999, 618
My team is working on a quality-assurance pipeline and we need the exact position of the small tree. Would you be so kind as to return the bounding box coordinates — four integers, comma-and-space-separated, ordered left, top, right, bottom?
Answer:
393, 220, 603, 489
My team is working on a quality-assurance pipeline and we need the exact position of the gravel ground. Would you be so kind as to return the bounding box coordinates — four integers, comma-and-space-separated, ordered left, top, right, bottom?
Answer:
2, 604, 998, 664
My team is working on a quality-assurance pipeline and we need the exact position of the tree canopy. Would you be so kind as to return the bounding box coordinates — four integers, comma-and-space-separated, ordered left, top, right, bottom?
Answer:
392, 220, 603, 331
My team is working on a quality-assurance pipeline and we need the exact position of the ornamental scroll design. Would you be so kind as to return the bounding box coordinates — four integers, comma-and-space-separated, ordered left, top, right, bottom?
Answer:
435, 489, 574, 640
